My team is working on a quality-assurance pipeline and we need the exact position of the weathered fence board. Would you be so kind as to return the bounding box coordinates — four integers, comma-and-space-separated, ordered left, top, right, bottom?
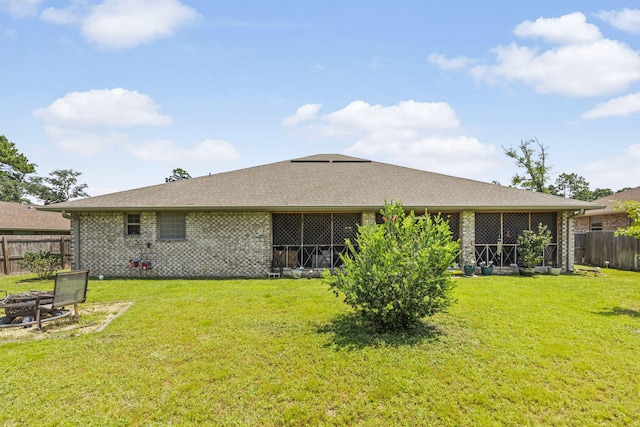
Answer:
575, 231, 639, 272
0, 235, 71, 276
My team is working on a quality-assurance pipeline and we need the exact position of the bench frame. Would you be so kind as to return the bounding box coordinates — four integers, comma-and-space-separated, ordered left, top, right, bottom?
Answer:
35, 270, 90, 330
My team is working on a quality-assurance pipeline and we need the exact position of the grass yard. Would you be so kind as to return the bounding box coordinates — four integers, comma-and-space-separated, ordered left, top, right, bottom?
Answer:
1, 268, 639, 426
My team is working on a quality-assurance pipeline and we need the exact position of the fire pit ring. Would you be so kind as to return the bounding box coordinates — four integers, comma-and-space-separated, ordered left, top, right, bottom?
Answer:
0, 290, 67, 328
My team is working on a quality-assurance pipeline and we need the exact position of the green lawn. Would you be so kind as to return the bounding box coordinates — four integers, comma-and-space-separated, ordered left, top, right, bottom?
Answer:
1, 269, 639, 426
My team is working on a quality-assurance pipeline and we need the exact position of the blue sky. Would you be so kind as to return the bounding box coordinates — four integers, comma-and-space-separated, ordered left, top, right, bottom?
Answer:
1, 1, 640, 197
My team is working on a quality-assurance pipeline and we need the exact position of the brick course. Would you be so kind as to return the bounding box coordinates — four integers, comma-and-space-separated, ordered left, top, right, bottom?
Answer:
574, 213, 630, 232
74, 211, 271, 278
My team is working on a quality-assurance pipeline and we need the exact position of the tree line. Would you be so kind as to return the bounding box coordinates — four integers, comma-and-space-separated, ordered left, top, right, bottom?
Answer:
502, 138, 628, 201
1, 135, 89, 204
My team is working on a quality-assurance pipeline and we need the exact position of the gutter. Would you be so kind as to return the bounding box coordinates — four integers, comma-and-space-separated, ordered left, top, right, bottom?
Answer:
565, 209, 585, 271
62, 210, 80, 269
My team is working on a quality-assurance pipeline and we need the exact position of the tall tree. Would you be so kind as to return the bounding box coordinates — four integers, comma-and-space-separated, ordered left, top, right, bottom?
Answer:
0, 135, 37, 202
165, 168, 191, 182
554, 172, 593, 201
592, 188, 614, 200
503, 138, 553, 193
30, 169, 89, 205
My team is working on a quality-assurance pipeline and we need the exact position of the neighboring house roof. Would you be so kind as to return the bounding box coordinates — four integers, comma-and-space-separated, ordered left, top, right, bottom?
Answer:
39, 154, 604, 213
0, 201, 70, 232
579, 186, 640, 217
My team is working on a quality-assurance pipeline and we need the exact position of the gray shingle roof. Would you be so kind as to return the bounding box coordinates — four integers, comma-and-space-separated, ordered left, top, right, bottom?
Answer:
39, 154, 603, 213
0, 201, 70, 232
579, 186, 640, 217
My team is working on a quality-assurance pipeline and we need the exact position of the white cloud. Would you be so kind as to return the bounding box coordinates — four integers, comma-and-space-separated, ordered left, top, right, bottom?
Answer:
282, 103, 322, 127
596, 8, 640, 34
42, 125, 130, 155
471, 12, 640, 97
283, 100, 500, 179
514, 12, 602, 44
581, 143, 640, 189
320, 100, 461, 138
0, 0, 42, 17
427, 53, 475, 70
582, 93, 640, 119
34, 88, 240, 164
34, 88, 173, 128
81, 0, 199, 49
126, 139, 240, 163
41, 6, 80, 25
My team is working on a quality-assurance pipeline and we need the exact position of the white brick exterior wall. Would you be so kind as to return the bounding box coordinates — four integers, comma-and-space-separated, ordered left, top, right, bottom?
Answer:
73, 211, 271, 278
69, 209, 575, 277
460, 211, 475, 266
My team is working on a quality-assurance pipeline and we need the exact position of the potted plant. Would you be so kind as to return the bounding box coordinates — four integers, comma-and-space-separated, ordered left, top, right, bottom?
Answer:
517, 223, 552, 276
548, 263, 562, 276
463, 259, 476, 277
480, 261, 494, 276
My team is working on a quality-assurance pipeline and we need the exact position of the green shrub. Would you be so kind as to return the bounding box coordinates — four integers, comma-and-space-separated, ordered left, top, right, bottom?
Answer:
517, 223, 552, 268
18, 250, 62, 280
326, 201, 460, 331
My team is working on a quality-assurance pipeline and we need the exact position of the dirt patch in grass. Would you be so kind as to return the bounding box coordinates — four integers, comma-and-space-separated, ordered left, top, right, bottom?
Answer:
0, 301, 133, 343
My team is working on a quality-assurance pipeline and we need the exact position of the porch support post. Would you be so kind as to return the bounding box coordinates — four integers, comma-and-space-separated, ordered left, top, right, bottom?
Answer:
460, 211, 475, 265
566, 212, 575, 271
362, 211, 376, 226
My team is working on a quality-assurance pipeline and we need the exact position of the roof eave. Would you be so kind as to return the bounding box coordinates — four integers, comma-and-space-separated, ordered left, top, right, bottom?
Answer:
38, 204, 604, 213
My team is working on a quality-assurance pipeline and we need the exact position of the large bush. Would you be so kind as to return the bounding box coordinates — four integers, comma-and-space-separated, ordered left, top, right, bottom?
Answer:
18, 250, 62, 280
326, 201, 460, 331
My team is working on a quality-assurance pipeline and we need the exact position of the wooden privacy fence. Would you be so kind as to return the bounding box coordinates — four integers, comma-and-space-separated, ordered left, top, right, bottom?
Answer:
1, 235, 71, 276
575, 231, 639, 272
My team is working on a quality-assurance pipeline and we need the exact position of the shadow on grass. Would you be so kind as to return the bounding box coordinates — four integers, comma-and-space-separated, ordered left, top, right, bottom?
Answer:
317, 312, 443, 350
596, 307, 640, 318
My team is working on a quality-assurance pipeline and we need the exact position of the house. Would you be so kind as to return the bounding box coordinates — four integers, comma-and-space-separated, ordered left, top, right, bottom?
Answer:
39, 154, 602, 277
574, 186, 640, 232
0, 201, 70, 235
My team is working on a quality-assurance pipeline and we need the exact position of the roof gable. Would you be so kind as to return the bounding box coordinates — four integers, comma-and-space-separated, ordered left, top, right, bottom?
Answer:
0, 201, 70, 232
40, 154, 603, 213
581, 186, 640, 216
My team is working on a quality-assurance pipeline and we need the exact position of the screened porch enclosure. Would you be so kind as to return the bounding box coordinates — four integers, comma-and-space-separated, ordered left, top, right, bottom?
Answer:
475, 212, 558, 268
272, 213, 361, 269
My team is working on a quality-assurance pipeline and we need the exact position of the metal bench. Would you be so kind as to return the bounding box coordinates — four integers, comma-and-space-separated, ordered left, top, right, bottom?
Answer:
0, 270, 89, 330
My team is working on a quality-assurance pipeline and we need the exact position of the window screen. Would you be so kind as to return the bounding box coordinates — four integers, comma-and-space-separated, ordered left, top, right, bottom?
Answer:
159, 212, 186, 240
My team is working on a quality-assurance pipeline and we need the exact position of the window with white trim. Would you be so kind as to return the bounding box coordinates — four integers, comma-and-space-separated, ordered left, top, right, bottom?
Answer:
590, 216, 603, 231
126, 213, 141, 236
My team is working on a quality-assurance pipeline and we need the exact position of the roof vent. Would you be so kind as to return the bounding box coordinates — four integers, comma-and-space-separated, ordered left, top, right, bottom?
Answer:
290, 160, 331, 163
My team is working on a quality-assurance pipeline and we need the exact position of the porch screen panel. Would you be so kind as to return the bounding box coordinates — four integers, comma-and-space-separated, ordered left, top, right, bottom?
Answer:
475, 213, 501, 244
333, 214, 360, 244
531, 212, 557, 242
273, 214, 301, 245
303, 214, 332, 245
503, 213, 529, 244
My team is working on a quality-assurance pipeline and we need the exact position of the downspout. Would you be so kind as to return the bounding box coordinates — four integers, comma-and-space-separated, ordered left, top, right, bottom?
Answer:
62, 211, 80, 270
566, 209, 585, 271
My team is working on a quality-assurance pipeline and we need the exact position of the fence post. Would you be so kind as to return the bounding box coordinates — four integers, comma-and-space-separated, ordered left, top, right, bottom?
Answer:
2, 236, 9, 275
